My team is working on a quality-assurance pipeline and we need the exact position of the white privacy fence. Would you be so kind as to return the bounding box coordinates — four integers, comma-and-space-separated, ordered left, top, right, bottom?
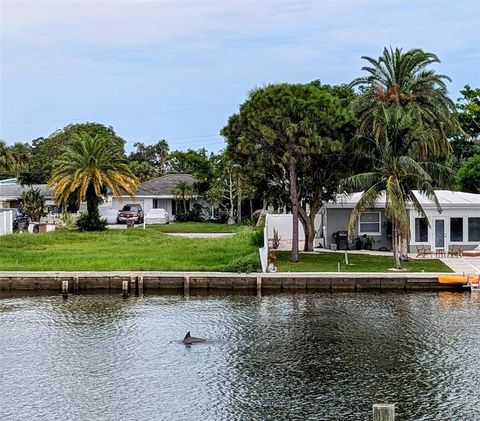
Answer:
264, 213, 323, 251
0, 211, 13, 236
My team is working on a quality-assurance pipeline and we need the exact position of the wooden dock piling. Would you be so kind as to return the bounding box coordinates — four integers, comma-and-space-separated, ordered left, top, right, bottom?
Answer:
137, 275, 144, 296
122, 280, 128, 297
373, 404, 395, 421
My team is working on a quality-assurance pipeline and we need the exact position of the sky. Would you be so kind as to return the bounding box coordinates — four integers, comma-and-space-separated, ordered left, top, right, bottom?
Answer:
1, 0, 479, 153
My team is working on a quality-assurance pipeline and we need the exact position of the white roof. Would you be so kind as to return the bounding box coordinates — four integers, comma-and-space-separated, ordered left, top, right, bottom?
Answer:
327, 190, 480, 209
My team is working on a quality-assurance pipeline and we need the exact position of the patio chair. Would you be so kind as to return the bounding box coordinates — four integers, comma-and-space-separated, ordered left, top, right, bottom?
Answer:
416, 245, 433, 258
447, 245, 463, 257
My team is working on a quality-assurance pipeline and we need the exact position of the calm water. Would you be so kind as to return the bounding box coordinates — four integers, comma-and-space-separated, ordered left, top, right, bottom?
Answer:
1, 291, 480, 420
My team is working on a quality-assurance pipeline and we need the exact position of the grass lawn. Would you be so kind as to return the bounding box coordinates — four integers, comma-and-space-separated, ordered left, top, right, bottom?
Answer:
148, 222, 240, 233
0, 227, 260, 271
276, 251, 453, 273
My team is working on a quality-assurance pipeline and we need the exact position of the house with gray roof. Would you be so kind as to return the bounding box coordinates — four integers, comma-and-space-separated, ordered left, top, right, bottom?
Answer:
112, 173, 206, 218
323, 190, 480, 252
0, 178, 56, 210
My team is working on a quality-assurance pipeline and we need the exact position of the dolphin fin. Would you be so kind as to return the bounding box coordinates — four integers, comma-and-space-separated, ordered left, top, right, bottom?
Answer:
183, 331, 191, 340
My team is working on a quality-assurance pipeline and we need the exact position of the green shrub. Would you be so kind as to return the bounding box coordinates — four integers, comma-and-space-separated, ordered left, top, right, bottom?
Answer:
249, 228, 264, 248
76, 211, 107, 231
222, 251, 261, 273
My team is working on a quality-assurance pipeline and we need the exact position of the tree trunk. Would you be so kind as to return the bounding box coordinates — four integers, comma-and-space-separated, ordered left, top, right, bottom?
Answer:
289, 159, 299, 262
400, 234, 409, 261
250, 199, 253, 217
237, 180, 242, 224
299, 201, 322, 252
392, 221, 401, 269
86, 183, 99, 218
227, 172, 235, 224
183, 198, 187, 213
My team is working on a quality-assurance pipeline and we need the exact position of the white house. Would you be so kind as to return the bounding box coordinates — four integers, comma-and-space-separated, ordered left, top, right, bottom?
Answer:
0, 178, 56, 211
112, 173, 207, 218
323, 190, 480, 252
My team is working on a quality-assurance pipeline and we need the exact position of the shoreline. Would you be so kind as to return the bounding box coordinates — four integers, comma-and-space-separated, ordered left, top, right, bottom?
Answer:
0, 271, 466, 292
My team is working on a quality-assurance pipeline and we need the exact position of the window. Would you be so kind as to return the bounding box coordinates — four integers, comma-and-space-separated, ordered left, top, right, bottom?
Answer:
359, 212, 381, 234
450, 218, 463, 242
415, 218, 428, 242
468, 218, 480, 242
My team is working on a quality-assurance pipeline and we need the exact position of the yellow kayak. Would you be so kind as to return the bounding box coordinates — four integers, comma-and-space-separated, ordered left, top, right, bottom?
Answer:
438, 275, 479, 284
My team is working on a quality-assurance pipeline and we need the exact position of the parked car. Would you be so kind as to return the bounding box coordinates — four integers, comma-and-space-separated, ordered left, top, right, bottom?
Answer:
0, 208, 29, 231
145, 208, 170, 225
117, 204, 144, 224
99, 207, 119, 224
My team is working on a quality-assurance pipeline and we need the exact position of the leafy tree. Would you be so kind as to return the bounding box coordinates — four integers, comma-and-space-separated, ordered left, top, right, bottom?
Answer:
457, 153, 480, 193
128, 160, 157, 182
347, 47, 458, 269
129, 139, 169, 175
206, 159, 242, 225
167, 148, 217, 193
450, 85, 480, 166
21, 188, 46, 222
30, 123, 126, 183
49, 132, 138, 231
223, 82, 352, 260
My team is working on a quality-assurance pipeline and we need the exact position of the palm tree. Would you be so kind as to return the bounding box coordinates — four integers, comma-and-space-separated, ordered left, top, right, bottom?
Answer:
346, 47, 458, 268
172, 181, 193, 213
154, 139, 170, 174
0, 140, 14, 175
343, 110, 453, 268
48, 132, 138, 229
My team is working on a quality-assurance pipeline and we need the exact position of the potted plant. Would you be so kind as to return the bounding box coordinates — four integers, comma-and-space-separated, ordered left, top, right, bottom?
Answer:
362, 234, 374, 250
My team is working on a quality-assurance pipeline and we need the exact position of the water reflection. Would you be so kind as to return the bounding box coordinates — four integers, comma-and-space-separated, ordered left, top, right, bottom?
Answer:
1, 292, 479, 420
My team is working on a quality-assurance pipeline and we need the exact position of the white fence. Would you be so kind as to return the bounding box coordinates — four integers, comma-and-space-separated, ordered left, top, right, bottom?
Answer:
264, 213, 323, 250
0, 211, 13, 236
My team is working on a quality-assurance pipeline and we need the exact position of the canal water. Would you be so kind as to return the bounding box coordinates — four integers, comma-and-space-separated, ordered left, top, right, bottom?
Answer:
1, 291, 479, 420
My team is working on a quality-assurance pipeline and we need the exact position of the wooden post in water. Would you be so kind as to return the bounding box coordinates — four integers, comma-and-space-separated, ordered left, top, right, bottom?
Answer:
183, 276, 190, 297
73, 275, 79, 292
62, 280, 68, 295
130, 275, 136, 292
256, 274, 262, 297
122, 280, 129, 297
373, 404, 395, 421
137, 275, 144, 296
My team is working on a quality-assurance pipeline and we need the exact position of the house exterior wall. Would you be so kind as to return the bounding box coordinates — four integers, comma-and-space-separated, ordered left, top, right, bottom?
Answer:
326, 208, 393, 250
112, 196, 207, 219
409, 207, 480, 251
112, 197, 151, 213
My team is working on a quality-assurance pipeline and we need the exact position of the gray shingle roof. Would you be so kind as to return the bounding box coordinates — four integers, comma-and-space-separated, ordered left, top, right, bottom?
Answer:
0, 184, 53, 200
131, 173, 198, 197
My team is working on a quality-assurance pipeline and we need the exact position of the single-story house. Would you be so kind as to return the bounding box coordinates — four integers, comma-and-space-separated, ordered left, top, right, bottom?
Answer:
323, 190, 480, 252
0, 178, 56, 211
112, 173, 207, 218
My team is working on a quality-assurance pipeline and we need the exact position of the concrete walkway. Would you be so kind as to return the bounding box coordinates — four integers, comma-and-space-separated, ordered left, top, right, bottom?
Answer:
166, 233, 234, 238
440, 257, 480, 274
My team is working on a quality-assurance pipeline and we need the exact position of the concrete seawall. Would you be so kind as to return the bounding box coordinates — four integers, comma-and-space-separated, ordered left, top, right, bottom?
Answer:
0, 272, 465, 293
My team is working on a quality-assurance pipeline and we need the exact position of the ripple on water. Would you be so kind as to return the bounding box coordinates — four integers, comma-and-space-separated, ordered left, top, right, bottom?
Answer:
1, 292, 480, 420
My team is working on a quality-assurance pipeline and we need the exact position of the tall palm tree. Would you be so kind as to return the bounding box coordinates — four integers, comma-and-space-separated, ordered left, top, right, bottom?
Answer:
346, 47, 458, 268
172, 181, 193, 213
49, 132, 138, 227
154, 139, 170, 174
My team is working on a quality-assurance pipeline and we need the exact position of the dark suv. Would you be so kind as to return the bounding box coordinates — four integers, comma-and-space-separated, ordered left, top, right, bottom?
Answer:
117, 204, 144, 224
0, 208, 30, 231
